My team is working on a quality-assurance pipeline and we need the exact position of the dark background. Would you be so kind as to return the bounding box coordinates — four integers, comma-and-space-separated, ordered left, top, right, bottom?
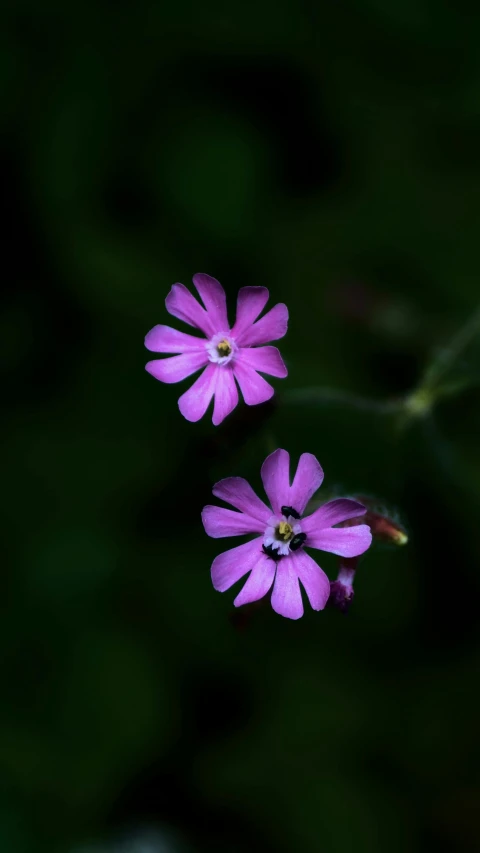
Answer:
2, 2, 480, 852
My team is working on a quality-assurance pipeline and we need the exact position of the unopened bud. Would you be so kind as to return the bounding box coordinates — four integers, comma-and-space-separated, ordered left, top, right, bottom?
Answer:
328, 497, 407, 615
328, 558, 357, 614
353, 496, 408, 546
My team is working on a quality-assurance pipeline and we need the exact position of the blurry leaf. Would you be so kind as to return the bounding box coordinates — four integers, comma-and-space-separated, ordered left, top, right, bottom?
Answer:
0, 803, 34, 853
59, 628, 166, 761
155, 111, 270, 245
25, 525, 116, 604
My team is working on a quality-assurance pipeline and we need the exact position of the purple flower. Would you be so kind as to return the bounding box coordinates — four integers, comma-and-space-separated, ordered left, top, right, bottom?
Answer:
145, 273, 288, 425
202, 449, 373, 620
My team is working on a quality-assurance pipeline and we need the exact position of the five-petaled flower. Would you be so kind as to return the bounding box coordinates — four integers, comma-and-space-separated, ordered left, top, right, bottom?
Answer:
202, 449, 372, 619
145, 273, 288, 425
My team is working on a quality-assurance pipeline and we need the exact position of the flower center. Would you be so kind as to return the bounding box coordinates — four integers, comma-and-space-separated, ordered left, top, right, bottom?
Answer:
262, 511, 307, 559
276, 521, 293, 541
217, 338, 232, 357
206, 332, 237, 366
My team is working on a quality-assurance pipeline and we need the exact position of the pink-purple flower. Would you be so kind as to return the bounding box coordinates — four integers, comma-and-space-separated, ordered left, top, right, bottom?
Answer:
202, 449, 373, 619
145, 273, 288, 425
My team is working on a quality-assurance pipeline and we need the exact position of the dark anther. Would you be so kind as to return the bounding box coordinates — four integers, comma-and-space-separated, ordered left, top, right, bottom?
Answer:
289, 532, 307, 552
281, 505, 301, 519
263, 544, 281, 561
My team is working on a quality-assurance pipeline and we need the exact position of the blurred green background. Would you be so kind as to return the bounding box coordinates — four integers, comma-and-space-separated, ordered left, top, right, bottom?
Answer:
2, 1, 480, 851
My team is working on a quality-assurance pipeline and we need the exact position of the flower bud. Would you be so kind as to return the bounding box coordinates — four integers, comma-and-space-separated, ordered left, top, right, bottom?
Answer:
352, 496, 408, 546
328, 558, 357, 613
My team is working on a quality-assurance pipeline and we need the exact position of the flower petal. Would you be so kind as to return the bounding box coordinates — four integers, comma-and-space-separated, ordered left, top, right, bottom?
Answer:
202, 505, 265, 537
210, 537, 264, 592
307, 524, 372, 557
212, 367, 238, 426
236, 303, 288, 346
145, 351, 208, 384
271, 555, 303, 620
293, 549, 330, 611
231, 287, 269, 340
237, 346, 288, 378
234, 553, 276, 607
165, 283, 215, 336
144, 324, 206, 353
178, 363, 217, 422
288, 453, 324, 515
233, 361, 274, 406
261, 448, 290, 516
192, 273, 229, 331
302, 498, 366, 534
212, 477, 271, 523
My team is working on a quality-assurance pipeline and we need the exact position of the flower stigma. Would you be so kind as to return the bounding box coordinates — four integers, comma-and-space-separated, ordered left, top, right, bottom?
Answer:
217, 338, 232, 356
277, 521, 293, 541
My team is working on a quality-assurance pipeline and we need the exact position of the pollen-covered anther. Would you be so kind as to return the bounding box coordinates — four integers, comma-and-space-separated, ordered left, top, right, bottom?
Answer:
216, 338, 232, 356
277, 521, 293, 541
205, 331, 238, 366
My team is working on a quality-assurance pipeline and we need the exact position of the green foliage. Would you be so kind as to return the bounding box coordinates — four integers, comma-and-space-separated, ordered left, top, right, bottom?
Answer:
3, 2, 480, 852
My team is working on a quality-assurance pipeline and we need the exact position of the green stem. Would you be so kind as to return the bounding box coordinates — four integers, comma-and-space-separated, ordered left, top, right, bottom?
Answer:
281, 304, 480, 429
281, 387, 402, 414
421, 303, 480, 391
